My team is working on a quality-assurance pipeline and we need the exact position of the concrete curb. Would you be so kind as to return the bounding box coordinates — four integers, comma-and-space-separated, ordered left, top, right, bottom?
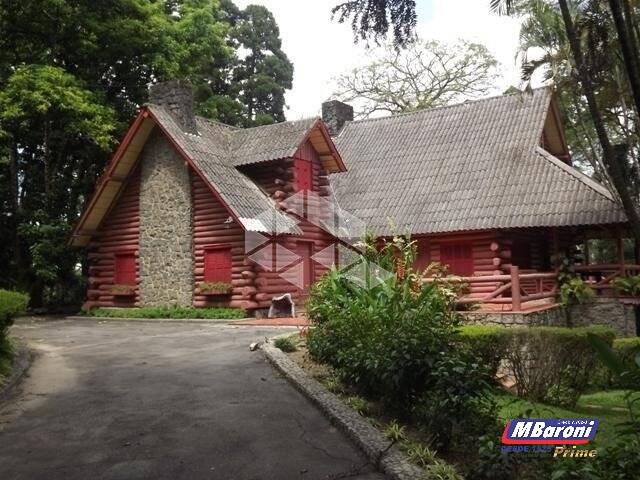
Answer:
261, 341, 426, 480
0, 342, 34, 402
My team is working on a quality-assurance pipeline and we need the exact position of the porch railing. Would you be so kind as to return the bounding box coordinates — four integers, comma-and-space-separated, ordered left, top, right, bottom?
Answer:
575, 263, 640, 295
424, 266, 558, 312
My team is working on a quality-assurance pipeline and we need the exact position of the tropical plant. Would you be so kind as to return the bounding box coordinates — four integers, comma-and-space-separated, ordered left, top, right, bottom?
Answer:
559, 277, 595, 305
307, 236, 462, 406
613, 275, 640, 296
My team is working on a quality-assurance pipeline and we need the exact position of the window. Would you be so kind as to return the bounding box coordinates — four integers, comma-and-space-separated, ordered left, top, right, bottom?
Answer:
114, 253, 136, 285
294, 159, 313, 191
204, 247, 232, 283
440, 243, 474, 276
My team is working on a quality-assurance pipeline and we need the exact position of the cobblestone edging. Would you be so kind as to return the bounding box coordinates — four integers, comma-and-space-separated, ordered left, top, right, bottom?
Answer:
0, 343, 34, 402
261, 341, 428, 480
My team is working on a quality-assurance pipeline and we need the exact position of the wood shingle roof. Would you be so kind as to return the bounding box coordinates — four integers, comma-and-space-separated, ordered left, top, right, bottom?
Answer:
330, 88, 626, 235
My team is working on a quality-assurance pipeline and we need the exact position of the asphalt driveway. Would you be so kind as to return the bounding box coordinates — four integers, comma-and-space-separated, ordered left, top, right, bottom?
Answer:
0, 318, 382, 480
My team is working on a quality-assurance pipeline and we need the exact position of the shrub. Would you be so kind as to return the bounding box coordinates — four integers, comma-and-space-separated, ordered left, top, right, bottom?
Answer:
0, 290, 29, 377
414, 351, 497, 451
273, 336, 297, 353
198, 281, 233, 294
0, 290, 29, 335
559, 277, 594, 305
613, 275, 640, 296
87, 306, 245, 319
504, 326, 615, 407
457, 325, 616, 407
306, 236, 462, 406
593, 337, 640, 390
456, 325, 511, 378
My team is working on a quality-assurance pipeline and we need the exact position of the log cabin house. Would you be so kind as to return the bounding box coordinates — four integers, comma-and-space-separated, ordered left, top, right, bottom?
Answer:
71, 80, 632, 317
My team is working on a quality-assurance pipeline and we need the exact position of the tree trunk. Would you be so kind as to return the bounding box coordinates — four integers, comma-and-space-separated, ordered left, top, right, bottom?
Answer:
608, 0, 640, 117
558, 0, 640, 244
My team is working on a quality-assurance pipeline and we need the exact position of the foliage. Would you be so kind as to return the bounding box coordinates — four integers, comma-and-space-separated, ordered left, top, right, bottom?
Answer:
456, 325, 511, 378
403, 442, 438, 468
612, 275, 640, 296
331, 0, 417, 46
425, 461, 464, 480
506, 326, 615, 407
0, 289, 28, 378
333, 38, 498, 117
198, 281, 233, 294
307, 236, 462, 406
273, 336, 297, 353
87, 306, 245, 320
414, 351, 497, 451
458, 325, 616, 407
559, 277, 594, 305
0, 289, 29, 335
0, 0, 292, 310
383, 420, 406, 442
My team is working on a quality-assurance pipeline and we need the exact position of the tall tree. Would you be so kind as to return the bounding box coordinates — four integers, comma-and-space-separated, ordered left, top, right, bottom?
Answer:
332, 0, 417, 46
0, 0, 293, 308
333, 38, 499, 117
496, 0, 640, 251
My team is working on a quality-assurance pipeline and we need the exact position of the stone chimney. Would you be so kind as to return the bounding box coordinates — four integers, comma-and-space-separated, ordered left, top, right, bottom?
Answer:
149, 79, 198, 134
322, 100, 354, 137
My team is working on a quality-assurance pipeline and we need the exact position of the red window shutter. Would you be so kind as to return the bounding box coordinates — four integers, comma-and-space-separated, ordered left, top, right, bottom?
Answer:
115, 253, 136, 285
204, 248, 232, 282
294, 159, 313, 191
440, 244, 474, 276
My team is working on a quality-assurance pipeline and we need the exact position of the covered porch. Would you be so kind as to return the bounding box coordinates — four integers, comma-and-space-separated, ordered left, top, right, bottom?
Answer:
420, 224, 637, 312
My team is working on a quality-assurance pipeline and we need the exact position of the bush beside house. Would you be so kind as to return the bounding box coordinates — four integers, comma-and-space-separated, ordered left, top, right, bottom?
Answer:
304, 237, 640, 480
0, 290, 29, 379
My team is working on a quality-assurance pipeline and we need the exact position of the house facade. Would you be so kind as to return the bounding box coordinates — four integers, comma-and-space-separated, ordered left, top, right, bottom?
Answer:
72, 80, 629, 315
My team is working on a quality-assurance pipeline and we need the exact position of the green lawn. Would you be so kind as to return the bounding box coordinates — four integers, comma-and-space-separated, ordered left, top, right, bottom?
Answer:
87, 306, 246, 320
493, 389, 638, 449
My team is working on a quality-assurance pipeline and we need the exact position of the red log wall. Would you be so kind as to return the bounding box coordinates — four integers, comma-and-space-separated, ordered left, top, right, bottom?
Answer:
241, 140, 335, 308
85, 166, 141, 309
191, 173, 257, 309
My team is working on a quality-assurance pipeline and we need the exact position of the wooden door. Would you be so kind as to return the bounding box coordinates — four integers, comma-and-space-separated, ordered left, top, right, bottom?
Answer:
296, 242, 314, 291
440, 243, 474, 276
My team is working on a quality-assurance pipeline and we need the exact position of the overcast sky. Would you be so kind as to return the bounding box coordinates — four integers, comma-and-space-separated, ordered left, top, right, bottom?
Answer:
235, 0, 526, 119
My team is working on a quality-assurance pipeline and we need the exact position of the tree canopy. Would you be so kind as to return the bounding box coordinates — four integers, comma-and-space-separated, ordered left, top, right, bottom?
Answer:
333, 38, 499, 117
0, 0, 293, 309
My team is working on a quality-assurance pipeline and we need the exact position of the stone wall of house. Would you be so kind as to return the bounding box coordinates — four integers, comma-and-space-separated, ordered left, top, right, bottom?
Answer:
461, 307, 565, 328
462, 299, 638, 337
138, 130, 193, 306
568, 298, 637, 337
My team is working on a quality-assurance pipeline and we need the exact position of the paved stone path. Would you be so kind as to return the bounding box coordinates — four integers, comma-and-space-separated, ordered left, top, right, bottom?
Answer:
0, 318, 383, 480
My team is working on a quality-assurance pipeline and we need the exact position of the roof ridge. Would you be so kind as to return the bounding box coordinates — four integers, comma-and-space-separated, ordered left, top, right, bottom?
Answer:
236, 116, 319, 133
341, 87, 552, 128
535, 147, 617, 202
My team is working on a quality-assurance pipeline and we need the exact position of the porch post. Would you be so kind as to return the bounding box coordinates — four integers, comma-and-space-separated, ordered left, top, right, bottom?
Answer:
617, 228, 625, 275
552, 228, 559, 272
511, 265, 521, 312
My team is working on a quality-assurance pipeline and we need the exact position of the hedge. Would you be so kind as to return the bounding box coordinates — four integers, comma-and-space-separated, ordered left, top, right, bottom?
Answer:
87, 306, 246, 320
457, 325, 616, 407
0, 289, 29, 335
593, 337, 640, 389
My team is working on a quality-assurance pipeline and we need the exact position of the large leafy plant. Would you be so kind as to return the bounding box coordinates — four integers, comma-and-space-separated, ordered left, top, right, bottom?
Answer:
306, 236, 463, 405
